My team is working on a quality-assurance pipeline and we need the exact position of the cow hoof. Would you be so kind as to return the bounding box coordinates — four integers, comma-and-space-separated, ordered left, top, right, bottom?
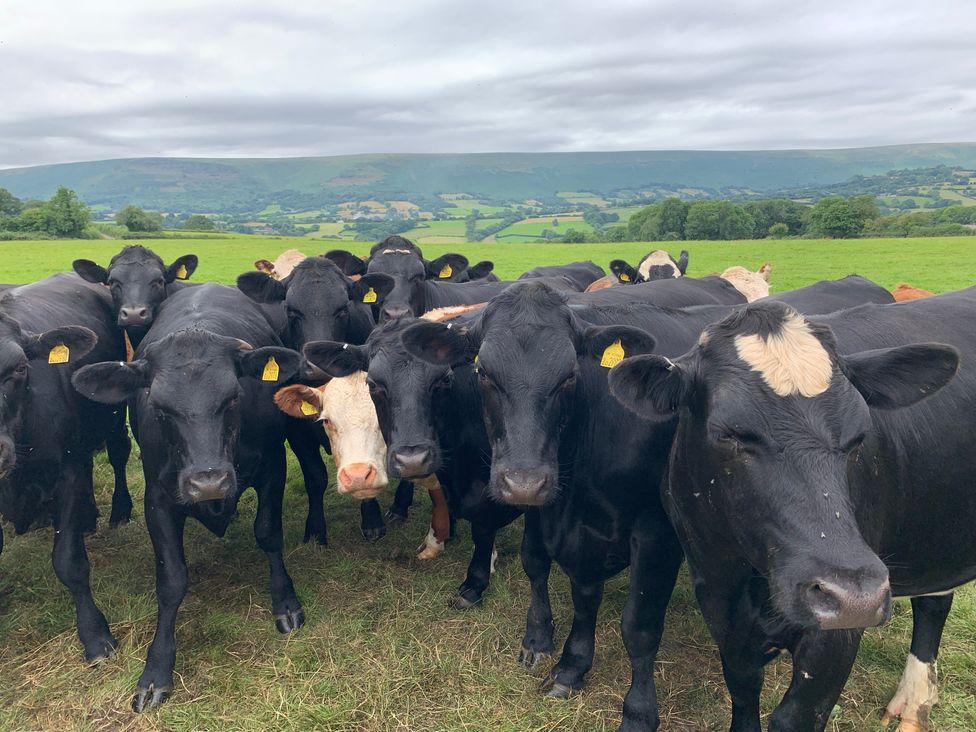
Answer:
880, 715, 923, 732
449, 593, 481, 611
274, 608, 305, 634
84, 635, 119, 664
302, 525, 328, 546
132, 684, 171, 713
518, 647, 549, 669
385, 508, 408, 523
544, 681, 577, 700
361, 526, 386, 541
108, 517, 130, 529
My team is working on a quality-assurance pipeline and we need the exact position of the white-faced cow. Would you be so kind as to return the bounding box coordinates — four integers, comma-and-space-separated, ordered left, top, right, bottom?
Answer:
610, 294, 975, 732
610, 249, 689, 284
718, 262, 772, 302
254, 249, 307, 280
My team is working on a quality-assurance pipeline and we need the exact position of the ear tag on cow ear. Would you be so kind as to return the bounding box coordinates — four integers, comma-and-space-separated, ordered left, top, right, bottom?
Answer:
176, 264, 189, 280
438, 264, 453, 279
300, 400, 318, 416
262, 356, 280, 381
619, 272, 631, 282
600, 340, 625, 369
48, 344, 70, 364
363, 287, 377, 304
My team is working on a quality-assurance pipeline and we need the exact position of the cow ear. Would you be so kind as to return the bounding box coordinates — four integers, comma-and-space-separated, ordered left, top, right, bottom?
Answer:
274, 384, 323, 420
609, 354, 693, 419
401, 321, 476, 367
72, 259, 109, 285
324, 249, 367, 277
467, 261, 495, 280
676, 250, 690, 275
237, 347, 301, 383
609, 259, 639, 284
237, 271, 286, 303
349, 273, 394, 305
842, 343, 959, 410
72, 360, 149, 403
580, 325, 657, 366
303, 341, 369, 377
254, 259, 275, 275
23, 326, 98, 364
166, 255, 198, 282
426, 253, 469, 280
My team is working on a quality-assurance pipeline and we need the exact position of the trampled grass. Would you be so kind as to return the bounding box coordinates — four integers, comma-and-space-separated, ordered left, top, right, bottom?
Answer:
1, 235, 976, 731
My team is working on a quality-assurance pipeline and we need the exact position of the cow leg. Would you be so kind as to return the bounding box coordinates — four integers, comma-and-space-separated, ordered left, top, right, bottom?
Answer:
286, 427, 329, 545
768, 629, 862, 732
51, 461, 117, 663
451, 520, 498, 609
417, 481, 450, 560
617, 512, 684, 732
106, 405, 133, 527
882, 594, 953, 732
519, 508, 554, 669
254, 444, 305, 633
387, 479, 414, 522
132, 498, 186, 712
360, 499, 386, 541
543, 577, 605, 698
719, 652, 765, 732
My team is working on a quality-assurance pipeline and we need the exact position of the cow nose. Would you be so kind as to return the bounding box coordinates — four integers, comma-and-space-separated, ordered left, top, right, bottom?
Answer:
497, 469, 551, 506
337, 463, 379, 496
804, 572, 892, 630
184, 469, 234, 503
118, 306, 151, 326
380, 305, 411, 322
391, 446, 433, 478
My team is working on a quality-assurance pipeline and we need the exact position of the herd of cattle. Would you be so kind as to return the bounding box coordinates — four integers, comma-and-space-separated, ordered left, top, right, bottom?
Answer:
0, 235, 967, 731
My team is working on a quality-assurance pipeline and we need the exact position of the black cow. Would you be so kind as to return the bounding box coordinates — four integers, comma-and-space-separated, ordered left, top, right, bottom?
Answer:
0, 273, 127, 660
73, 283, 303, 712
766, 273, 894, 311
609, 249, 689, 283
519, 260, 605, 291
236, 256, 408, 540
573, 274, 745, 308
610, 294, 975, 731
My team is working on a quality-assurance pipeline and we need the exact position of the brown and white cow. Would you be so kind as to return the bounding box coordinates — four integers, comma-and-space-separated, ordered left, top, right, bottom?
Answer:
254, 249, 307, 280
719, 262, 772, 302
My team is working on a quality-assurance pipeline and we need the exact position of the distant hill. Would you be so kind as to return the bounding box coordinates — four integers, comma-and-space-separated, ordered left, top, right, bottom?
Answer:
2, 144, 976, 214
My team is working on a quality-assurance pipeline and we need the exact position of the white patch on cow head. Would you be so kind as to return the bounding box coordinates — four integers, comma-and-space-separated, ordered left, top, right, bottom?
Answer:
720, 265, 771, 302
318, 371, 389, 498
421, 302, 487, 321
638, 250, 680, 280
380, 248, 413, 255
257, 249, 307, 280
884, 653, 939, 728
734, 313, 832, 397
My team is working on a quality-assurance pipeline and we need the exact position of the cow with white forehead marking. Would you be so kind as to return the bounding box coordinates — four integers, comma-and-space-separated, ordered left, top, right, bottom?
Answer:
610, 249, 689, 284
610, 293, 976, 732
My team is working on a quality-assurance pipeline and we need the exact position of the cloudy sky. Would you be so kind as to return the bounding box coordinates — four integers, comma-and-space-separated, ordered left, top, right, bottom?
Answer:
1, 0, 974, 169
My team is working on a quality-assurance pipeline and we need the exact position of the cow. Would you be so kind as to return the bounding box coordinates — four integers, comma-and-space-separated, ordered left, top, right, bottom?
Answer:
718, 262, 772, 302
72, 283, 304, 712
399, 277, 900, 731
892, 283, 935, 301
765, 273, 894, 312
236, 256, 404, 541
0, 273, 127, 661
518, 261, 605, 291
254, 249, 307, 280
609, 249, 689, 283
608, 293, 976, 732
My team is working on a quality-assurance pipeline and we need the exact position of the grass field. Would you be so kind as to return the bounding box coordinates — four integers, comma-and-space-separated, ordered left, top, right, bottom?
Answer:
2, 235, 976, 731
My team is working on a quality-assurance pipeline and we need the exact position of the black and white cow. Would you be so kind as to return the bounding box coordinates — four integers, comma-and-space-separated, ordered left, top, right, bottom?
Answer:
73, 283, 303, 712
0, 273, 128, 660
519, 261, 605, 291
609, 293, 975, 732
610, 249, 689, 284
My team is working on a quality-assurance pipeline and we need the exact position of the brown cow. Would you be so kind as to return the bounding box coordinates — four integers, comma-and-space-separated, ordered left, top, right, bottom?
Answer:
892, 283, 935, 302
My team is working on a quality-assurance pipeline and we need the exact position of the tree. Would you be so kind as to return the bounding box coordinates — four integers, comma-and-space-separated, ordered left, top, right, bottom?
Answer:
0, 187, 22, 216
42, 186, 90, 237
768, 222, 789, 238
116, 204, 163, 232
183, 214, 217, 231
684, 201, 723, 240
718, 204, 755, 240
657, 198, 688, 239
809, 197, 865, 238
561, 228, 586, 243
627, 204, 662, 241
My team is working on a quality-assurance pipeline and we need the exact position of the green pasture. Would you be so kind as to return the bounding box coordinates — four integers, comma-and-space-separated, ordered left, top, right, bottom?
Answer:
1, 235, 976, 731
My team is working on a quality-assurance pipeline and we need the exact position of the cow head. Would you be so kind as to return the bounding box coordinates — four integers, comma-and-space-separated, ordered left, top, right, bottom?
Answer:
0, 315, 97, 478
73, 245, 198, 333
610, 249, 689, 284
236, 256, 393, 380
401, 281, 657, 506
609, 301, 959, 631
72, 329, 299, 505
275, 375, 389, 499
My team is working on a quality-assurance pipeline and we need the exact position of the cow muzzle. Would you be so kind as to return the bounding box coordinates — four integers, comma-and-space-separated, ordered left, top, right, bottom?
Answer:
390, 445, 435, 479
802, 571, 892, 630
337, 462, 384, 499
495, 468, 553, 506
118, 305, 152, 327
380, 305, 411, 322
182, 468, 234, 503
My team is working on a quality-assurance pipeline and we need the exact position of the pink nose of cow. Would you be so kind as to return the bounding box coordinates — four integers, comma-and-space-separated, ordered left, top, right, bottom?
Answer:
119, 306, 151, 327
805, 575, 892, 630
338, 463, 379, 497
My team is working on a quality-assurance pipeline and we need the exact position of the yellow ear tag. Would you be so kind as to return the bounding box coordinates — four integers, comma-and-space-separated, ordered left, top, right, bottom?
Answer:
439, 264, 453, 278
363, 287, 377, 304
262, 356, 280, 381
48, 344, 70, 364
300, 400, 318, 416
619, 272, 631, 282
175, 264, 189, 280
600, 340, 625, 369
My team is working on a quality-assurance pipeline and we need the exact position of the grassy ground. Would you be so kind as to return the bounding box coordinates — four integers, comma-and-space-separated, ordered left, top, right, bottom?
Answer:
1, 235, 976, 731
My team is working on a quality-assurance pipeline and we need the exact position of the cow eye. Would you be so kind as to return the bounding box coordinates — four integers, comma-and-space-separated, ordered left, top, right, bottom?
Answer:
13, 363, 28, 378
841, 433, 865, 452
551, 373, 576, 395
286, 307, 303, 320
366, 378, 385, 394
321, 417, 333, 429
151, 279, 165, 289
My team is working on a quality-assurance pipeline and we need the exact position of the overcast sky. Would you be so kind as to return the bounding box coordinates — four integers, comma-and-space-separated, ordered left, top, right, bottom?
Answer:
1, 0, 975, 169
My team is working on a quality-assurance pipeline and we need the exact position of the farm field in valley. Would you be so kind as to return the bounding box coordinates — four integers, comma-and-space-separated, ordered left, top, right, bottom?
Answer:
1, 235, 976, 731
